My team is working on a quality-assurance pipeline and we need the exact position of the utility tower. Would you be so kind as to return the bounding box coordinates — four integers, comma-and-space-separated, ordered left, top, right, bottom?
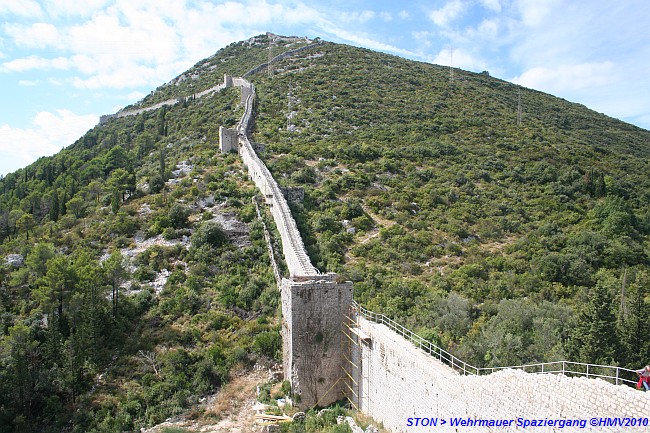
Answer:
449, 45, 454, 82
517, 88, 523, 126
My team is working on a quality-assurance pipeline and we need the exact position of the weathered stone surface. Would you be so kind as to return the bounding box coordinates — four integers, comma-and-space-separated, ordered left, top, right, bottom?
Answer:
282, 277, 353, 408
351, 316, 650, 433
219, 126, 238, 153
5, 254, 24, 267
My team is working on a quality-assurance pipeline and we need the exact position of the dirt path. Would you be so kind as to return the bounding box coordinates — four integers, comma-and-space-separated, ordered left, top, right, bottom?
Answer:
142, 366, 271, 433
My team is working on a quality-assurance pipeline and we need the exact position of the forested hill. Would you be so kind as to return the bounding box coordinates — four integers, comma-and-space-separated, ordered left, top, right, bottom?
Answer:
0, 33, 649, 432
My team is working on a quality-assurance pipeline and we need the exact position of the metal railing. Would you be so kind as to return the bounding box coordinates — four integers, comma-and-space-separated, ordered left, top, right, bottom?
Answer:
352, 301, 639, 387
353, 301, 479, 375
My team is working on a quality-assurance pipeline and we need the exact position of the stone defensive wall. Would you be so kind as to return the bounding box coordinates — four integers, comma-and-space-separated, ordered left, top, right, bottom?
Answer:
230, 78, 318, 278
349, 312, 650, 433
243, 41, 325, 78
99, 78, 230, 125
225, 75, 353, 408
99, 97, 183, 124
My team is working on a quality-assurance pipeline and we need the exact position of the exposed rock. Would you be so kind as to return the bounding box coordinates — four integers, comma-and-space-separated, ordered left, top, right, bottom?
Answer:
5, 254, 24, 267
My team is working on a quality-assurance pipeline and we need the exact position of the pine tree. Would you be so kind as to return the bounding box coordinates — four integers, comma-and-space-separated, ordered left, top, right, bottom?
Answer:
49, 190, 59, 222
159, 148, 166, 178
570, 283, 620, 364
111, 189, 120, 214
618, 273, 650, 367
103, 251, 126, 320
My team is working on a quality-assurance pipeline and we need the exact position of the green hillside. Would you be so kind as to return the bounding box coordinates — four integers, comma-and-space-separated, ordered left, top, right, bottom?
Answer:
0, 33, 649, 431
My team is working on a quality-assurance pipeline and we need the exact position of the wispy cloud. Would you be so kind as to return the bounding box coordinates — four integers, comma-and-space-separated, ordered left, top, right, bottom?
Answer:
429, 0, 466, 27
512, 62, 617, 94
479, 0, 502, 13
0, 0, 43, 18
431, 47, 488, 71
0, 109, 97, 175
515, 0, 560, 27
1, 55, 72, 72
43, 0, 111, 18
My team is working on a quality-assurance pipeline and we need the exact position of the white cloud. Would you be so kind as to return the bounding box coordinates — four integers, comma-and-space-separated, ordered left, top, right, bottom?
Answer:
126, 90, 146, 100
515, 0, 561, 27
479, 0, 502, 12
432, 47, 487, 71
4, 22, 61, 48
18, 79, 40, 86
0, 0, 43, 18
43, 0, 110, 18
412, 31, 434, 48
429, 0, 466, 27
398, 10, 410, 19
0, 109, 97, 175
512, 61, 617, 94
477, 18, 499, 38
325, 27, 418, 58
1, 55, 72, 72
0, 0, 414, 93
345, 10, 376, 23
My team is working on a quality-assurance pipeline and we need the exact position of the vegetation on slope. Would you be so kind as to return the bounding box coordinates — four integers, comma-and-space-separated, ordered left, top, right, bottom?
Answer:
0, 55, 281, 432
0, 33, 649, 430
248, 41, 650, 369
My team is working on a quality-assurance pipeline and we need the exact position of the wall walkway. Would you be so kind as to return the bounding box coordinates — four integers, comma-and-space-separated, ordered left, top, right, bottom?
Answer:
349, 311, 650, 433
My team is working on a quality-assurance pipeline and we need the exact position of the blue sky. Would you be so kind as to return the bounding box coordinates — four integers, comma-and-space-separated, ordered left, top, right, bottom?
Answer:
1, 0, 649, 175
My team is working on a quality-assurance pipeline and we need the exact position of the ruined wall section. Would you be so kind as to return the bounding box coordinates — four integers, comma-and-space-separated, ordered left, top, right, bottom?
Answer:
352, 316, 650, 433
218, 126, 238, 153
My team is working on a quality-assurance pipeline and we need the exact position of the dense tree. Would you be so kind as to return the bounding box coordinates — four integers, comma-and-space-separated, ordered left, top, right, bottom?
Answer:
0, 323, 38, 419
66, 196, 86, 219
618, 270, 650, 367
103, 251, 127, 319
569, 282, 620, 364
49, 190, 59, 222
108, 168, 136, 201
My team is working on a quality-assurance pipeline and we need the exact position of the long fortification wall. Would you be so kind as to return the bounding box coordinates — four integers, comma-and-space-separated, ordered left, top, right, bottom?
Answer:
351, 316, 650, 433
233, 80, 319, 278
230, 76, 352, 408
